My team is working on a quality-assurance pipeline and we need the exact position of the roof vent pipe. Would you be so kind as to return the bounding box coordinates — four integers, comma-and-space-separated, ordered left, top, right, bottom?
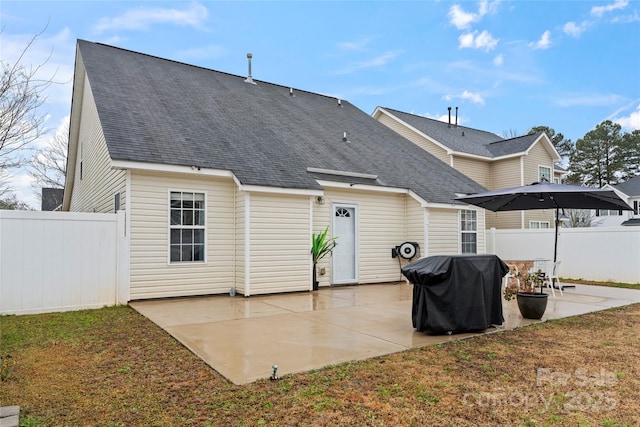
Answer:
289, 88, 293, 96
337, 99, 342, 107
448, 107, 452, 128
244, 53, 256, 84
455, 107, 458, 127
343, 132, 348, 142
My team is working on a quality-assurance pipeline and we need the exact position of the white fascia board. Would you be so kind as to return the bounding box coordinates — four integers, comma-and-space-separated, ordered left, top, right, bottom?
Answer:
316, 180, 407, 194
408, 190, 428, 207
231, 175, 323, 196
235, 184, 323, 196
456, 151, 522, 162
110, 160, 235, 178
373, 107, 455, 155
306, 167, 378, 180
426, 202, 481, 210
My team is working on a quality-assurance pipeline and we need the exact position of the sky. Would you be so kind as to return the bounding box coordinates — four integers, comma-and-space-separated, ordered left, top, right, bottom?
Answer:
1, 0, 639, 209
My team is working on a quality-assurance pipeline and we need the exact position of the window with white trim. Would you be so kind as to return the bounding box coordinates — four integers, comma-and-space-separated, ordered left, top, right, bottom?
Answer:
170, 191, 205, 263
538, 166, 551, 182
460, 209, 477, 254
529, 221, 550, 229
595, 209, 621, 217
634, 200, 639, 216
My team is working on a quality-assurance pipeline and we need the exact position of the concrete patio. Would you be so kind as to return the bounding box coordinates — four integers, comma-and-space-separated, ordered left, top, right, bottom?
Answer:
130, 282, 640, 385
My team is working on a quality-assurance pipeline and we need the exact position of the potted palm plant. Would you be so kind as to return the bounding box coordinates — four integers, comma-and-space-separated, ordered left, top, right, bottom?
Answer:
311, 226, 338, 291
504, 267, 548, 319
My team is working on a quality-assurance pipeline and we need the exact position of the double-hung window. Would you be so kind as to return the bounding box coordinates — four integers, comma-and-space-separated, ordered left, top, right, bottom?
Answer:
170, 191, 205, 263
460, 209, 477, 254
538, 166, 551, 182
595, 209, 621, 217
530, 221, 550, 229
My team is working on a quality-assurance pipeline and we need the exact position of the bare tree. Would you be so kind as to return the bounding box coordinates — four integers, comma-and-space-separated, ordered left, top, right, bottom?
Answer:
0, 192, 32, 210
501, 128, 520, 139
0, 27, 56, 193
562, 209, 602, 228
30, 119, 68, 199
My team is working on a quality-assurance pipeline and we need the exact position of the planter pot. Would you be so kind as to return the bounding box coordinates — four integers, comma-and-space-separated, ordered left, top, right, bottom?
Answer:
516, 292, 548, 320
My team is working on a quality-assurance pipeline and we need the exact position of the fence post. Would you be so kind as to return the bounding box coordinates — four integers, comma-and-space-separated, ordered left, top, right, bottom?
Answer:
116, 210, 130, 304
487, 227, 496, 254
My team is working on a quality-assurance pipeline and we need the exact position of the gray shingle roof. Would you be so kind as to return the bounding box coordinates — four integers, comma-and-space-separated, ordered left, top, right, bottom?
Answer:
379, 107, 542, 158
77, 40, 486, 204
613, 175, 640, 197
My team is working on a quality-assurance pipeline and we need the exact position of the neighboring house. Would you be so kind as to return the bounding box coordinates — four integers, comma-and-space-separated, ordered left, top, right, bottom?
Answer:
63, 40, 487, 300
372, 107, 564, 230
41, 188, 64, 211
601, 175, 640, 226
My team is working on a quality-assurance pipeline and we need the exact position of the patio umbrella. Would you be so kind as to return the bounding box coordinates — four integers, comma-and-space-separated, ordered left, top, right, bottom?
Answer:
455, 179, 633, 263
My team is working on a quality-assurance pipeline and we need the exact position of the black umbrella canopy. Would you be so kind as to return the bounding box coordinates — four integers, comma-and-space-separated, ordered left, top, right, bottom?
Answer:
455, 180, 633, 264
455, 180, 633, 212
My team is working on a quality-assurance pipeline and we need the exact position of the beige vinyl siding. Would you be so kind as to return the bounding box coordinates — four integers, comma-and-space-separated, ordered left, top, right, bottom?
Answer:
69, 74, 126, 213
427, 207, 485, 255
427, 208, 460, 255
319, 188, 409, 284
475, 208, 486, 253
235, 190, 246, 293
487, 157, 523, 229
376, 113, 450, 164
452, 155, 490, 188
405, 196, 426, 256
312, 196, 333, 288
523, 142, 556, 227
129, 171, 235, 299
248, 193, 310, 295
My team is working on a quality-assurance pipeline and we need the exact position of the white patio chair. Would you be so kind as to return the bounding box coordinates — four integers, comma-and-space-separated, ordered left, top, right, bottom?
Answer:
543, 261, 563, 297
529, 258, 554, 297
503, 264, 520, 290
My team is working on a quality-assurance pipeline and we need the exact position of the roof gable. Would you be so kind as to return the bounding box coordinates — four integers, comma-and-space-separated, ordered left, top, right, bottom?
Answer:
73, 40, 486, 205
377, 107, 559, 160
613, 175, 640, 197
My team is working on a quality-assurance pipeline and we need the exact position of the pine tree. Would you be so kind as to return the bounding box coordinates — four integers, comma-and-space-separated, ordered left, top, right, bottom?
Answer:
568, 120, 625, 187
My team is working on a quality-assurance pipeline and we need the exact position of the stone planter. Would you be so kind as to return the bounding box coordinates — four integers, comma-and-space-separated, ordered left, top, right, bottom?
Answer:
516, 292, 548, 319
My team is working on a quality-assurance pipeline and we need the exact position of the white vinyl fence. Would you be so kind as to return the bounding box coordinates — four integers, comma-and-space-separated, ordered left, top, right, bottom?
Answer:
0, 210, 129, 315
486, 226, 640, 284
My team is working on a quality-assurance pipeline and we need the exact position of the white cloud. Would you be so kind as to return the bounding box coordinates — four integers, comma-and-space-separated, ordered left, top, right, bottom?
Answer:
333, 50, 401, 75
493, 53, 504, 66
337, 38, 376, 52
611, 11, 640, 23
552, 93, 623, 108
448, 4, 479, 29
614, 104, 640, 130
529, 30, 552, 50
563, 21, 587, 38
459, 30, 498, 51
444, 90, 485, 105
460, 90, 485, 104
448, 0, 500, 29
93, 2, 209, 33
591, 0, 628, 17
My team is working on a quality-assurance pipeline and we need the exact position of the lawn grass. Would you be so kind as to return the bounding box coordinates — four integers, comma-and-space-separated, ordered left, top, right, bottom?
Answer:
2, 302, 640, 426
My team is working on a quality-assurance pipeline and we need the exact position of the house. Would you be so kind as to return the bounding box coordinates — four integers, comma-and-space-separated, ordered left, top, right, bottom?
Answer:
41, 188, 64, 211
372, 107, 564, 230
63, 40, 487, 301
601, 175, 640, 226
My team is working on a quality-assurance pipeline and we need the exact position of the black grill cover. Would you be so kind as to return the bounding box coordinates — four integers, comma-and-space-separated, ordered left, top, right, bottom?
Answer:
402, 255, 509, 334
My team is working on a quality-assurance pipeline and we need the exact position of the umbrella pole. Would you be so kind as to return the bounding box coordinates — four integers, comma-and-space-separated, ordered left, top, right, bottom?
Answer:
554, 207, 559, 263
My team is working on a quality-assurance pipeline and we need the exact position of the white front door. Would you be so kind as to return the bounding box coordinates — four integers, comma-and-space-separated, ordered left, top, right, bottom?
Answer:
332, 204, 357, 284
